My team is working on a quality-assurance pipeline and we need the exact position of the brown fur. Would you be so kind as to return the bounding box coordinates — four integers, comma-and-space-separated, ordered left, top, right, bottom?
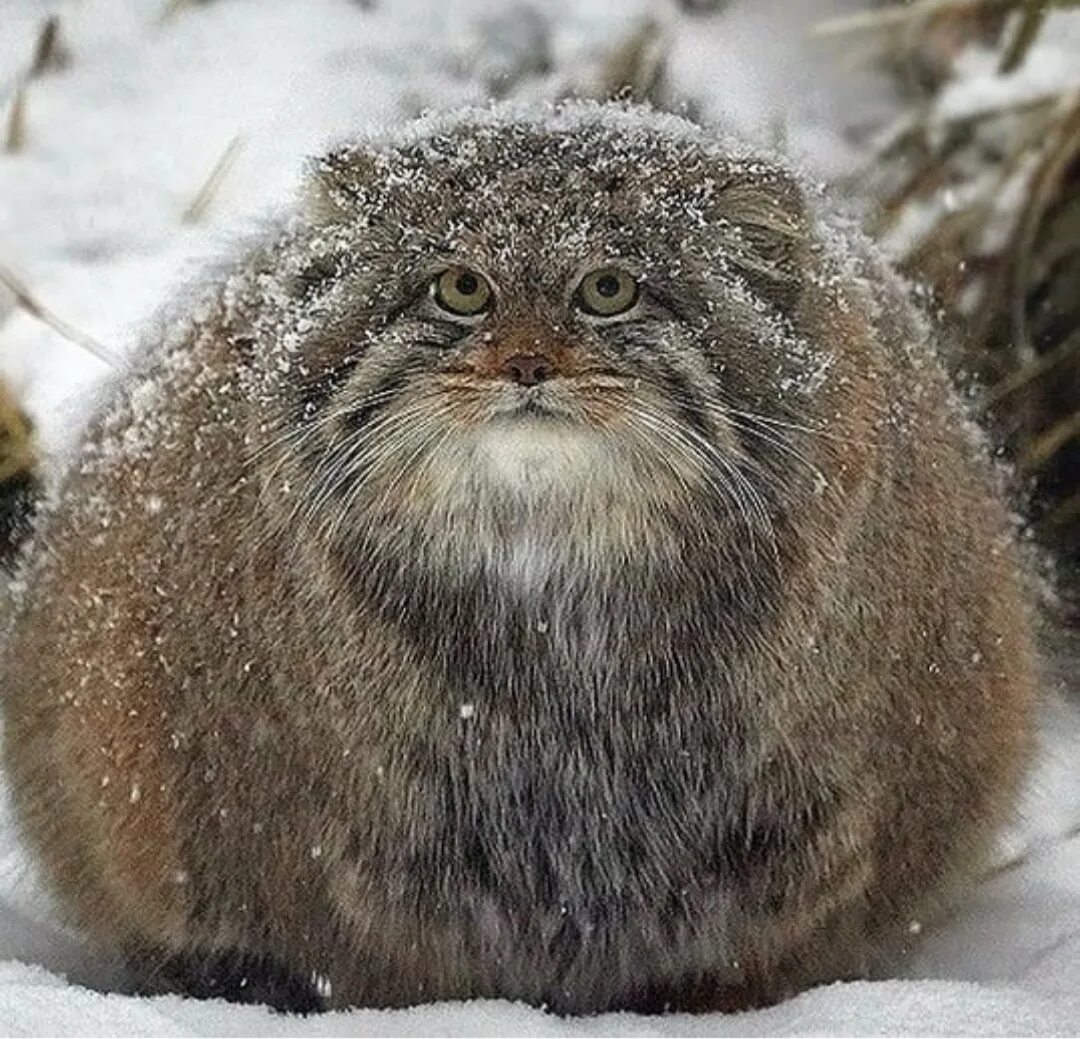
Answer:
0, 379, 38, 569
2, 103, 1037, 1015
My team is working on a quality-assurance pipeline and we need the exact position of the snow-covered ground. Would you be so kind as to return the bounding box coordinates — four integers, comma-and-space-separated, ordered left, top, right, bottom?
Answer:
0, 0, 1078, 1034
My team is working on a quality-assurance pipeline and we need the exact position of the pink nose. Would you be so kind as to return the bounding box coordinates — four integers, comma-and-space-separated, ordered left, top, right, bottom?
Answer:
502, 354, 554, 387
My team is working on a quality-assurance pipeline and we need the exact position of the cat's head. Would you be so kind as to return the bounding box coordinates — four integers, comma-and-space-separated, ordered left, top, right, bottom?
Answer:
253, 103, 860, 582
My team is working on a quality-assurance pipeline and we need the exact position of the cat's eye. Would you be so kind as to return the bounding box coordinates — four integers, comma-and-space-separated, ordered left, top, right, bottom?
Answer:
576, 267, 639, 317
433, 267, 492, 317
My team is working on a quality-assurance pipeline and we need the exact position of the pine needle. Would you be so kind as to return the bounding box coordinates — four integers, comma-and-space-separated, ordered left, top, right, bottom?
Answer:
0, 265, 123, 369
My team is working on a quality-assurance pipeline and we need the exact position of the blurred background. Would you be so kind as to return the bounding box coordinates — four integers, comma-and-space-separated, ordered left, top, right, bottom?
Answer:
1, 0, 1078, 617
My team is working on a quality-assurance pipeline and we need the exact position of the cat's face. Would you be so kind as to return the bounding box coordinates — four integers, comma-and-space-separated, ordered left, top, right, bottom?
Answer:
261, 108, 837, 566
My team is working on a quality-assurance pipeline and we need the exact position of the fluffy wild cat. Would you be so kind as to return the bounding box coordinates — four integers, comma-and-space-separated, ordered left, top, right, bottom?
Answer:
2, 103, 1036, 1014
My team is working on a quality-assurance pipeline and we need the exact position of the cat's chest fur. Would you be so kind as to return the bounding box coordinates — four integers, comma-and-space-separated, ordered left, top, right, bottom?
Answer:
341, 586, 748, 1009
356, 546, 747, 904
305, 502, 774, 1006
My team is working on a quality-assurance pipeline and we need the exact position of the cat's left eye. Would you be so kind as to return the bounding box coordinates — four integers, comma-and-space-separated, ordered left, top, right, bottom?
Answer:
575, 267, 639, 317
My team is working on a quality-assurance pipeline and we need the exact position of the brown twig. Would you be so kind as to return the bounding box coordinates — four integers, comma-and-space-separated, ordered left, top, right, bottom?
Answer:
0, 264, 123, 369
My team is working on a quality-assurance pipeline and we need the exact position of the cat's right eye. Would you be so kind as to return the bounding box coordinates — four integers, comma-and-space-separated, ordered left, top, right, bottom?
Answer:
433, 267, 492, 317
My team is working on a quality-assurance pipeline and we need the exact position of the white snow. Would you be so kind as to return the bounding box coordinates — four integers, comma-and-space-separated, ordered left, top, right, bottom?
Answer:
664, 0, 897, 178
938, 13, 1080, 123
1, 0, 1079, 1034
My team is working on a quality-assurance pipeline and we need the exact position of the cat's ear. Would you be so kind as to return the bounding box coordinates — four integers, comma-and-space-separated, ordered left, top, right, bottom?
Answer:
710, 162, 811, 311
304, 146, 384, 224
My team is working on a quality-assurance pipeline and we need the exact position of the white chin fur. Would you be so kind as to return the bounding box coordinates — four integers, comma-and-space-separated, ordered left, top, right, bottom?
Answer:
473, 420, 610, 495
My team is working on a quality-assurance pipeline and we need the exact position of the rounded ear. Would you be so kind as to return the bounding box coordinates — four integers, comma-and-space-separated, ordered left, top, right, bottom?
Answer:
710, 163, 811, 311
304, 146, 384, 224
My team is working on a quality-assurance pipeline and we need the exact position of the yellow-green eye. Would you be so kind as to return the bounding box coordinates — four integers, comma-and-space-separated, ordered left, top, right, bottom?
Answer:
576, 267, 639, 317
433, 267, 492, 316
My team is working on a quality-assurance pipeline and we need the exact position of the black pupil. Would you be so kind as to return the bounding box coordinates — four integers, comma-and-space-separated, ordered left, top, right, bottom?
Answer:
596, 274, 621, 298
455, 272, 479, 296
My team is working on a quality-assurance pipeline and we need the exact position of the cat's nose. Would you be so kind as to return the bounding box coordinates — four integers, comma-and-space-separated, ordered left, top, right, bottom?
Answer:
502, 354, 554, 387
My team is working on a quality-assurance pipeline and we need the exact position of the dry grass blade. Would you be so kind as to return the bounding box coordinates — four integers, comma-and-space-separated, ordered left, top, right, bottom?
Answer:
856, 1, 1080, 610
981, 327, 1080, 405
1007, 96, 1080, 364
979, 822, 1080, 880
159, 0, 212, 22
599, 17, 668, 104
813, 0, 1007, 37
3, 84, 27, 154
999, 0, 1050, 71
29, 15, 71, 79
811, 0, 1079, 38
0, 265, 123, 369
1020, 412, 1080, 471
1044, 490, 1080, 531
181, 135, 244, 224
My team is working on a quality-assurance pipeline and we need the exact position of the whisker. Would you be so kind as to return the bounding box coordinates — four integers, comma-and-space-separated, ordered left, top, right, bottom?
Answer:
251, 386, 410, 513
266, 397, 443, 552
295, 399, 443, 534
624, 402, 780, 570
648, 382, 834, 493
323, 406, 457, 548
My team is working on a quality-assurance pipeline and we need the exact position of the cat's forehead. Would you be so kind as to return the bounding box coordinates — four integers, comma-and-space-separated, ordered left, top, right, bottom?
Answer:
399, 119, 709, 187
315, 119, 739, 256
307, 109, 807, 286
398, 125, 720, 223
